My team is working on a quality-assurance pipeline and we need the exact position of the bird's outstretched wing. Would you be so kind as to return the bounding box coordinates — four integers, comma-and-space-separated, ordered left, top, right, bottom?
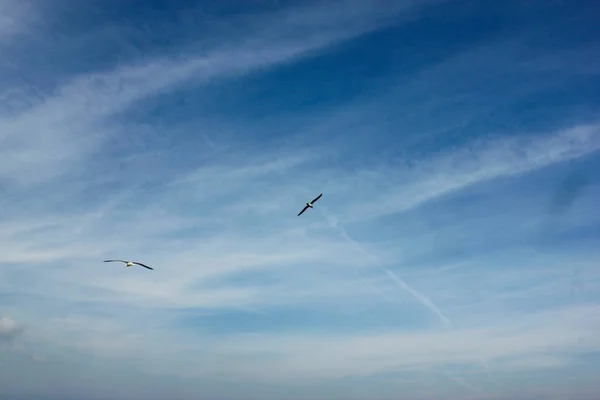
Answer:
104, 260, 127, 264
133, 262, 154, 270
310, 193, 323, 204
298, 205, 309, 216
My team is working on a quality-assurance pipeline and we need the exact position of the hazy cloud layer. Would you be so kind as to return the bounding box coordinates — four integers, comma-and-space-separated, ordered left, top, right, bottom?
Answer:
1, 0, 599, 399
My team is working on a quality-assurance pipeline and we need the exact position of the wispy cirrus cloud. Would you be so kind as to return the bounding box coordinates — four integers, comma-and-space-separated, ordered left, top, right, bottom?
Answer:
0, 0, 424, 187
1, 0, 600, 399
331, 122, 600, 223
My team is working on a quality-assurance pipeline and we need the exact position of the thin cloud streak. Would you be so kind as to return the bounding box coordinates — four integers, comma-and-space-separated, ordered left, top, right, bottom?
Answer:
187, 303, 600, 381
1, 0, 420, 187
385, 269, 452, 328
1, 121, 597, 314
321, 208, 452, 326
1, 0, 599, 398
3, 116, 590, 319
339, 122, 600, 222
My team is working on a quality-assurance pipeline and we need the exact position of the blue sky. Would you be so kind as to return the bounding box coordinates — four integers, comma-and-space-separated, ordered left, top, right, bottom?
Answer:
1, 0, 600, 399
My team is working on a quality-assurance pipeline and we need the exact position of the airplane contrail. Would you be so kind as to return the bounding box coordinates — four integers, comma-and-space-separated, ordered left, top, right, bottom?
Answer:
320, 208, 452, 327
385, 268, 452, 328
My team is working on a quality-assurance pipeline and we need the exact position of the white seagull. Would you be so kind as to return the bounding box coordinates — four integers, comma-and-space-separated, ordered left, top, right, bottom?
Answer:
103, 259, 154, 270
298, 193, 322, 216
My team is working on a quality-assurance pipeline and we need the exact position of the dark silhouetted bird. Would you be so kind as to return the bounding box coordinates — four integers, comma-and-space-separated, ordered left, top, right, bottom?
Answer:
298, 193, 322, 216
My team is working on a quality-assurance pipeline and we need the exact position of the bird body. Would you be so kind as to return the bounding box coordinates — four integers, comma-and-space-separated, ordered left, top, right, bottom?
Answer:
103, 260, 153, 270
298, 193, 322, 216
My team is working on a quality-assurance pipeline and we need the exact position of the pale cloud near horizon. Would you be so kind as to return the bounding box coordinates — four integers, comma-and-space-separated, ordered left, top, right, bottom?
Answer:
0, 316, 22, 341
1, 1, 600, 399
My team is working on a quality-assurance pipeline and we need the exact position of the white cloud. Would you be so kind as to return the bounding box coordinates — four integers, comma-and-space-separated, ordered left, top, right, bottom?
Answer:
204, 304, 600, 381
0, 0, 426, 187
24, 303, 598, 384
1, 1, 599, 398
334, 122, 600, 222
1, 0, 458, 316
0, 316, 22, 341
1, 120, 598, 313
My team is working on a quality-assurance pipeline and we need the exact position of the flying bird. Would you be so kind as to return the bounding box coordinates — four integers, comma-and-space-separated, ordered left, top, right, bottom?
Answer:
103, 260, 154, 270
298, 193, 322, 216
